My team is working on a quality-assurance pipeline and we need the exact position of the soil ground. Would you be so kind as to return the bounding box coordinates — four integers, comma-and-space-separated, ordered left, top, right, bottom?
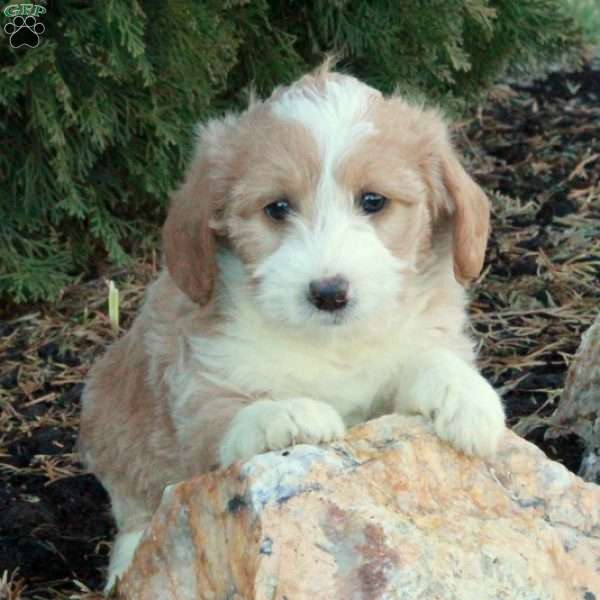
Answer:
1, 59, 599, 599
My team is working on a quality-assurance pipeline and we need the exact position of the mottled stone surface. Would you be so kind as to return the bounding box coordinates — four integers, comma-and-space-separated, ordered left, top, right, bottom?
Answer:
118, 415, 600, 600
549, 312, 600, 483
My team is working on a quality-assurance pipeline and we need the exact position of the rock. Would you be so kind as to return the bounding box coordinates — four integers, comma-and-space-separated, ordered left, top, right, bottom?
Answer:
548, 312, 600, 483
117, 415, 600, 600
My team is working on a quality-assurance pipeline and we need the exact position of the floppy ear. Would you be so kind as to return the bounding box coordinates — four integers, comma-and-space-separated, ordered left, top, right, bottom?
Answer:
162, 184, 217, 305
439, 145, 490, 285
162, 119, 234, 304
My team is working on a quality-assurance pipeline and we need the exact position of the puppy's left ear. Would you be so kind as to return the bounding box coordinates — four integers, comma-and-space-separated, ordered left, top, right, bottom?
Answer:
162, 182, 217, 305
439, 145, 490, 285
162, 117, 235, 304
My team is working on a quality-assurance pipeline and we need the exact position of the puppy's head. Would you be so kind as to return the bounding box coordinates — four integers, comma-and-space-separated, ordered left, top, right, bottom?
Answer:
163, 65, 489, 330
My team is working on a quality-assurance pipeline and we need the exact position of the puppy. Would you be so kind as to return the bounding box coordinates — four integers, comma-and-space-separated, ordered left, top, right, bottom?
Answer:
79, 63, 505, 590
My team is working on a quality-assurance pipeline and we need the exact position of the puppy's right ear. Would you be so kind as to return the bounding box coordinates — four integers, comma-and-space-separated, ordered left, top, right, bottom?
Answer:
162, 118, 236, 304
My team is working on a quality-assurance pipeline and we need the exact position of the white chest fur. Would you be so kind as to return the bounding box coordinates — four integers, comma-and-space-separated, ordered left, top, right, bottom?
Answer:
186, 297, 422, 425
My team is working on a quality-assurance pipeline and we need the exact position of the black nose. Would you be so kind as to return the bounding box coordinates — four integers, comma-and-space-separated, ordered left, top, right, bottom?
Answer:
308, 276, 349, 312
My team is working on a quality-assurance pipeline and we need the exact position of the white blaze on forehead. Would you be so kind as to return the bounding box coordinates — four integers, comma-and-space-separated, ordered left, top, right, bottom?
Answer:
271, 76, 378, 177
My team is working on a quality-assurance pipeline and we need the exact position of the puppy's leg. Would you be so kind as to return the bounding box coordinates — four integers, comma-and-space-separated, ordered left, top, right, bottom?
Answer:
394, 349, 505, 457
102, 485, 152, 593
105, 527, 147, 593
219, 398, 346, 467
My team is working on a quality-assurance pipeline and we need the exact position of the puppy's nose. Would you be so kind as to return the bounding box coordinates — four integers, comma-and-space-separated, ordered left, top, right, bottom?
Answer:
308, 276, 349, 312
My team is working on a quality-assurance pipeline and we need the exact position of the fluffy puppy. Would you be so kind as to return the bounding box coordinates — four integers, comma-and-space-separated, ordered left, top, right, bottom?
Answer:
79, 64, 505, 589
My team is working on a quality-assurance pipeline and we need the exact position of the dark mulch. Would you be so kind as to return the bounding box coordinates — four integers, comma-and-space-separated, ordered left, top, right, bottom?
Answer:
0, 274, 152, 599
1, 60, 599, 598
467, 60, 600, 465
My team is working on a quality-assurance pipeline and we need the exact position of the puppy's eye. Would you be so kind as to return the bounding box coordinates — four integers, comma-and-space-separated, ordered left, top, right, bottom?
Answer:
264, 199, 291, 222
359, 192, 388, 214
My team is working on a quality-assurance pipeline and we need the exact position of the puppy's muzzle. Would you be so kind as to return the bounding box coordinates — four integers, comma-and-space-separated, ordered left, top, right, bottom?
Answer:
308, 276, 349, 312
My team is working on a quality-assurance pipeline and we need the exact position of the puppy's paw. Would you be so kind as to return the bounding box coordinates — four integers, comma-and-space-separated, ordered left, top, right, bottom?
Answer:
431, 374, 505, 457
219, 398, 346, 467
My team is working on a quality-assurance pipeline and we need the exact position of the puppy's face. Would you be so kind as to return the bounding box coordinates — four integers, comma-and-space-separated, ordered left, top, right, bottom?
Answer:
164, 69, 489, 332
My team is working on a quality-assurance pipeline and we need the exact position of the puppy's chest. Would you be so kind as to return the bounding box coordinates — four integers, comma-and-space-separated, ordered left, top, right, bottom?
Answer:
190, 328, 405, 420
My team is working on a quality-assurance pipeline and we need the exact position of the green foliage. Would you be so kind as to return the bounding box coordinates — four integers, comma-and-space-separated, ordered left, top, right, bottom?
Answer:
1, 0, 243, 303
0, 0, 582, 304
232, 0, 581, 100
564, 0, 600, 43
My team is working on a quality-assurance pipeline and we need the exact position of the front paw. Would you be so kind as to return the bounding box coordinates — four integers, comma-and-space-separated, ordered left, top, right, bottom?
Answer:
219, 398, 346, 467
432, 374, 505, 457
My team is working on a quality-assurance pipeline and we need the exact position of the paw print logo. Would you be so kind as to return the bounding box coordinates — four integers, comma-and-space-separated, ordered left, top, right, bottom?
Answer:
4, 15, 45, 48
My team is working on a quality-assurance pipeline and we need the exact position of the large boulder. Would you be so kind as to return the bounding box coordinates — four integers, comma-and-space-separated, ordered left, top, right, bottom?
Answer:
117, 415, 600, 599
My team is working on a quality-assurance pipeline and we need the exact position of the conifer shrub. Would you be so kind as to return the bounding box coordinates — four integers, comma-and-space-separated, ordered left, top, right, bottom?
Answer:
0, 0, 581, 303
